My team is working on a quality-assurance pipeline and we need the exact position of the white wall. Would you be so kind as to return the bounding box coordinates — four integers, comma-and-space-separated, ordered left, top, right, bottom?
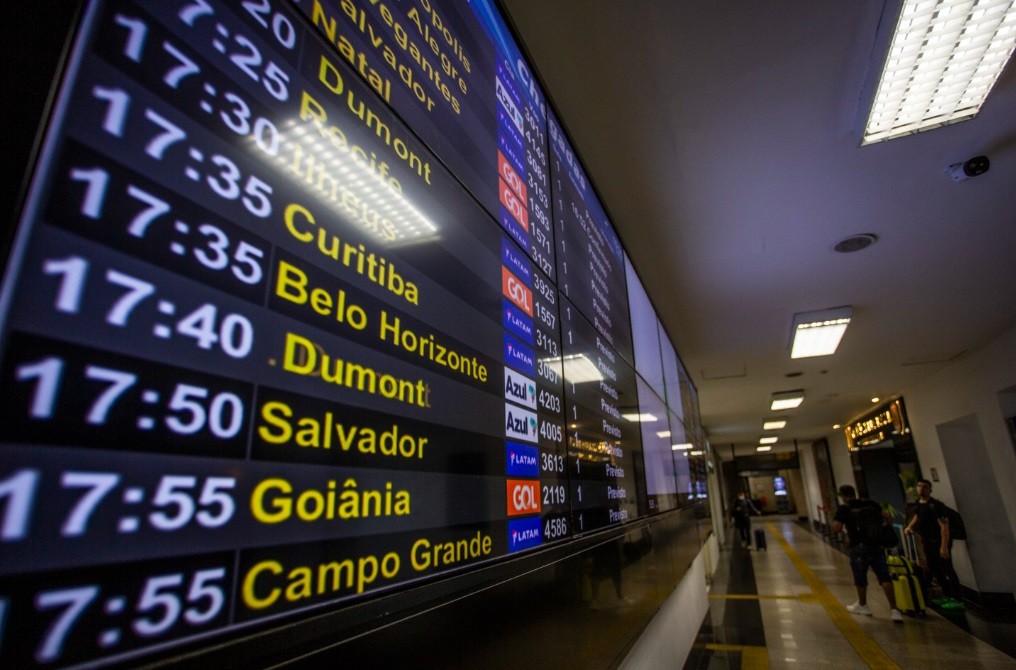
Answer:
799, 445, 824, 524
901, 325, 1016, 595
620, 544, 710, 669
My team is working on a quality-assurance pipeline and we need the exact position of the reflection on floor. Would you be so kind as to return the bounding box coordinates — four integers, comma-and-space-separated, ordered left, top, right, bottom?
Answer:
683, 517, 1016, 669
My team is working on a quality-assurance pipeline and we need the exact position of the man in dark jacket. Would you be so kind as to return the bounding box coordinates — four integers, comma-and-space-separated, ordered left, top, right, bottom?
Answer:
904, 479, 962, 607
730, 491, 758, 548
832, 485, 903, 622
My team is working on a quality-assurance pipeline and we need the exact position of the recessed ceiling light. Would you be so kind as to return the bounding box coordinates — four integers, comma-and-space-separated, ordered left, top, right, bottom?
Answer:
763, 420, 787, 430
757, 446, 773, 452
833, 424, 841, 429
759, 436, 778, 445
771, 390, 805, 410
656, 430, 672, 438
790, 307, 852, 358
672, 443, 693, 451
871, 397, 880, 403
861, 0, 1016, 145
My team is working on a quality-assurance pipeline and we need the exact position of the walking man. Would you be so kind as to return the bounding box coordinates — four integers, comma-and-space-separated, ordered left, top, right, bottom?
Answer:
833, 485, 904, 622
903, 479, 962, 608
730, 491, 758, 548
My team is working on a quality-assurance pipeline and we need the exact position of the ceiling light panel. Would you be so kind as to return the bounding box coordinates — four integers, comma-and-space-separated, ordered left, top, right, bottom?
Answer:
771, 390, 805, 410
763, 420, 787, 430
863, 0, 1016, 145
790, 307, 852, 358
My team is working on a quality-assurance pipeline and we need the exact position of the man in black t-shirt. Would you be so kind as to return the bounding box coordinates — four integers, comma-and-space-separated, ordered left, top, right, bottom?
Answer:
904, 479, 961, 603
832, 485, 903, 622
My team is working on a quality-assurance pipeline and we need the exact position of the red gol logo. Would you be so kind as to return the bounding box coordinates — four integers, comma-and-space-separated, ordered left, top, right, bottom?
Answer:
501, 267, 533, 316
499, 177, 529, 232
506, 479, 541, 516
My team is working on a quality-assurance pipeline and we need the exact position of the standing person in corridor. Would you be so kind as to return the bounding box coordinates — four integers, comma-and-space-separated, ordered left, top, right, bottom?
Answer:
833, 485, 904, 622
904, 478, 962, 607
730, 491, 759, 549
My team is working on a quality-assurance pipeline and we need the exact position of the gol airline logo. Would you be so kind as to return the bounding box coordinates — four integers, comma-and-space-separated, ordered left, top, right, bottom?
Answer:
506, 479, 541, 516
501, 266, 533, 316
499, 177, 529, 232
498, 151, 528, 203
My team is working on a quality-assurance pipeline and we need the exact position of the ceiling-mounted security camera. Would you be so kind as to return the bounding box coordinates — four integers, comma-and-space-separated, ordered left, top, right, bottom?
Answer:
945, 155, 990, 182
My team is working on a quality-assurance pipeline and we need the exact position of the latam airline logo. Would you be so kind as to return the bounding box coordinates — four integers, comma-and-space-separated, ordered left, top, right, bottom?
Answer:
500, 207, 529, 251
506, 479, 541, 516
501, 266, 533, 316
501, 238, 532, 285
503, 366, 537, 409
506, 441, 539, 478
502, 299, 534, 344
498, 128, 525, 175
503, 334, 535, 376
508, 516, 542, 553
504, 404, 538, 443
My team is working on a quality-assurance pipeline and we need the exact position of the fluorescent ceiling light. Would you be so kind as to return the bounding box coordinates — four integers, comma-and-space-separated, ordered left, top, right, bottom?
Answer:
771, 390, 805, 411
759, 436, 778, 445
656, 430, 672, 438
763, 420, 787, 430
544, 354, 602, 384
689, 450, 704, 456
622, 413, 657, 422
756, 446, 773, 452
790, 307, 852, 358
672, 443, 693, 451
862, 0, 1016, 145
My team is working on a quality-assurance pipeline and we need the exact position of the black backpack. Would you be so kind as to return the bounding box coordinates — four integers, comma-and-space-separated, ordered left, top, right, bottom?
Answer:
850, 502, 897, 548
932, 499, 968, 541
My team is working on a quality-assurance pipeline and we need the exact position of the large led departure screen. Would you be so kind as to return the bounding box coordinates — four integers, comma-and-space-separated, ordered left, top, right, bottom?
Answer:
0, 1, 701, 666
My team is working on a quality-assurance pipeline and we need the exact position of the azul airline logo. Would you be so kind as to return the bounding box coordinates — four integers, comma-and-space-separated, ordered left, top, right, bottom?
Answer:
505, 404, 538, 443
502, 299, 533, 344
503, 366, 536, 409
506, 441, 539, 478
503, 334, 535, 376
501, 238, 532, 285
507, 517, 542, 553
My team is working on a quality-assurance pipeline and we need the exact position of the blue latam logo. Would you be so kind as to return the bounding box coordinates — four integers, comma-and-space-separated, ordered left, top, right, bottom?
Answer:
502, 299, 534, 344
503, 334, 535, 376
501, 238, 532, 285
508, 516, 542, 553
500, 208, 529, 251
506, 441, 539, 478
498, 129, 525, 174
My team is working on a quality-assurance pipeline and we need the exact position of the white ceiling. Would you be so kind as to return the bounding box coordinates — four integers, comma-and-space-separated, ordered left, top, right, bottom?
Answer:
500, 1, 1016, 458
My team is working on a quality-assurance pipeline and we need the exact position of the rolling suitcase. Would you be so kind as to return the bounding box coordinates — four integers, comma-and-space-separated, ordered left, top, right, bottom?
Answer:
887, 537, 926, 617
753, 528, 767, 550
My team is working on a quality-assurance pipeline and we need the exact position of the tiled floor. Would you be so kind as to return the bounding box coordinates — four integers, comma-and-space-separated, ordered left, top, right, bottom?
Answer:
685, 517, 1016, 669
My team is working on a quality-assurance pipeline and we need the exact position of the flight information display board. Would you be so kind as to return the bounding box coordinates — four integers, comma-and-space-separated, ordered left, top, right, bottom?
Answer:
0, 0, 699, 666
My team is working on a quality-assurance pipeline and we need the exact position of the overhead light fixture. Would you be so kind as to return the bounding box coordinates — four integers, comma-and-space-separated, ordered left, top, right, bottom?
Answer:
689, 450, 704, 456
833, 424, 842, 429
860, 0, 1016, 145
757, 446, 773, 452
763, 419, 787, 430
656, 430, 672, 438
550, 354, 603, 384
672, 443, 693, 451
771, 390, 805, 410
871, 397, 880, 403
790, 307, 852, 358
759, 436, 778, 445
622, 412, 657, 423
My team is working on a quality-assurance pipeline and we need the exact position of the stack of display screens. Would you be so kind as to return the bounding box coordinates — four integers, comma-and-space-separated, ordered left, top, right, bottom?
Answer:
0, 0, 707, 666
